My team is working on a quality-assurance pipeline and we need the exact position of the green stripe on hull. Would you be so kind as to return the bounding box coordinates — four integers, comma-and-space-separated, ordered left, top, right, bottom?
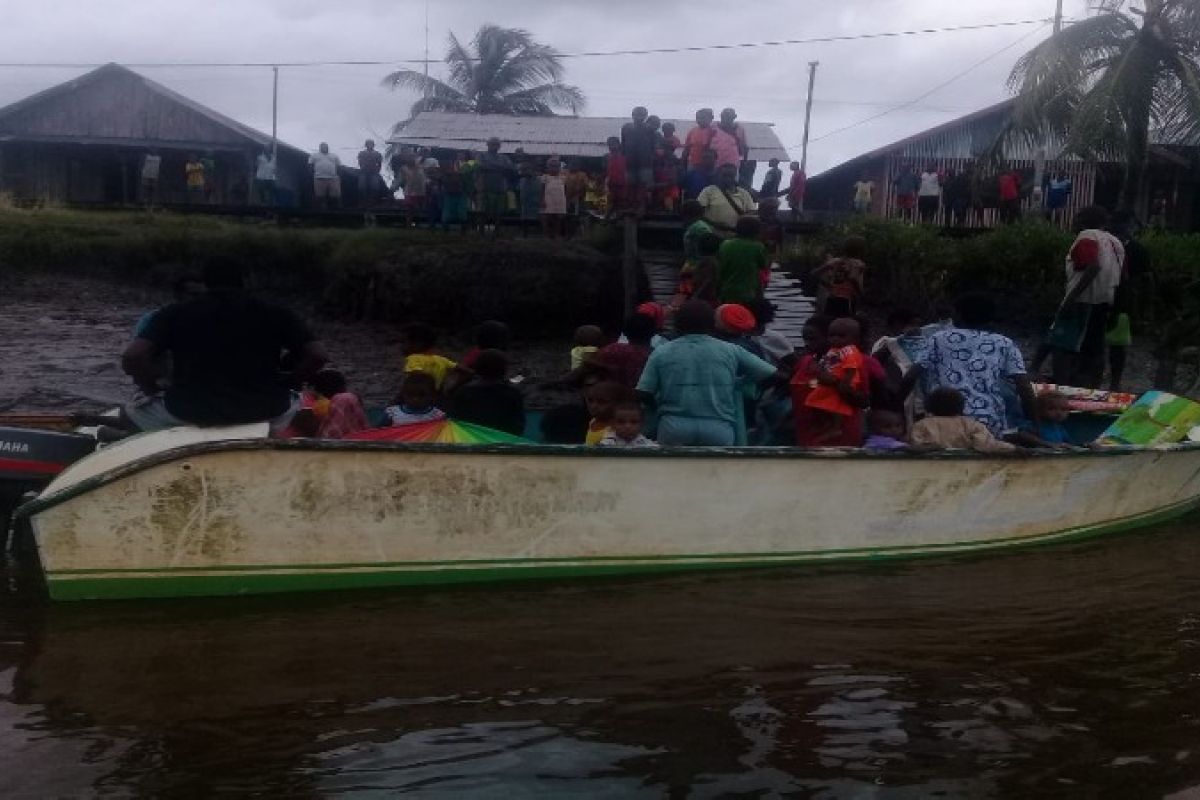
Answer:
43, 497, 1200, 601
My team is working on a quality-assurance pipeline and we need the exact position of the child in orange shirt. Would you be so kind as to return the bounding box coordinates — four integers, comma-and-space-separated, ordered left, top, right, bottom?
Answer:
803, 317, 867, 445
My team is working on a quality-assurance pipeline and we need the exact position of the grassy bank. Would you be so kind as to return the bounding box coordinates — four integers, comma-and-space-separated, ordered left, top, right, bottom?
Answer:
784, 218, 1200, 357
0, 207, 624, 337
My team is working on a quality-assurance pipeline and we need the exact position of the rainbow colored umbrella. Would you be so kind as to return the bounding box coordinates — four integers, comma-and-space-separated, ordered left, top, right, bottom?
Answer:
348, 419, 530, 445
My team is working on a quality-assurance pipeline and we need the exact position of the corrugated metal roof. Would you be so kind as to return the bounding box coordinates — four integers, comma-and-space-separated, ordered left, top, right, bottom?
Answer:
389, 112, 791, 161
810, 97, 1199, 182
0, 63, 310, 159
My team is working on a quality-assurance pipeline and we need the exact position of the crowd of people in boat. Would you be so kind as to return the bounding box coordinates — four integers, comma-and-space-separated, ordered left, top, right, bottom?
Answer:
118, 204, 1136, 452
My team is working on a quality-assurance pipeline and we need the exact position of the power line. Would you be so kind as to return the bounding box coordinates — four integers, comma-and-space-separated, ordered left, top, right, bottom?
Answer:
0, 18, 1053, 69
808, 22, 1049, 145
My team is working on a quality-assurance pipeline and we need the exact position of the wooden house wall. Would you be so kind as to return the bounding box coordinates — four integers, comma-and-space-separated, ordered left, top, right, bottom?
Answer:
0, 142, 313, 206
878, 155, 1098, 227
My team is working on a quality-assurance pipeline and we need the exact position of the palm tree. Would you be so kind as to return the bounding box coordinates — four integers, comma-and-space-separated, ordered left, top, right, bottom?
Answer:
383, 25, 585, 120
1008, 0, 1200, 209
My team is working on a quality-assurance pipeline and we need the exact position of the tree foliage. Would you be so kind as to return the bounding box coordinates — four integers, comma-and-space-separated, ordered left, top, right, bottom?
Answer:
1008, 0, 1200, 207
383, 25, 585, 125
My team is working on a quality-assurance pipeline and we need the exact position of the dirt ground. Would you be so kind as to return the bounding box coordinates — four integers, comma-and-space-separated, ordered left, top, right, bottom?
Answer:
0, 273, 1168, 417
0, 274, 575, 415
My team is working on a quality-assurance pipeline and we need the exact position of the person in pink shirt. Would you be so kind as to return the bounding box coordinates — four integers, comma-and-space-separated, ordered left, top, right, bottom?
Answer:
682, 108, 717, 169
710, 108, 747, 170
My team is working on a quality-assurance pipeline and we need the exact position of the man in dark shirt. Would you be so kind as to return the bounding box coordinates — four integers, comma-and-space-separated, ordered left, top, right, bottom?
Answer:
357, 139, 384, 207
447, 350, 526, 436
621, 106, 657, 214
122, 257, 328, 433
759, 158, 783, 199
477, 137, 514, 233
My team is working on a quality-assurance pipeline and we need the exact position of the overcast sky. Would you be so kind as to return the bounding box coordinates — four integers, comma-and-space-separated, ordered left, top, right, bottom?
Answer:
0, 0, 1089, 174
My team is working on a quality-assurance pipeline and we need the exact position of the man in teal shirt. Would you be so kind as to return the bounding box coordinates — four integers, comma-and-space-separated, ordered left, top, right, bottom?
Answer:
637, 301, 780, 446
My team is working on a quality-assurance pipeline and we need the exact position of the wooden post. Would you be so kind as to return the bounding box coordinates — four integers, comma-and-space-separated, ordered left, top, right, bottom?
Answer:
622, 215, 638, 316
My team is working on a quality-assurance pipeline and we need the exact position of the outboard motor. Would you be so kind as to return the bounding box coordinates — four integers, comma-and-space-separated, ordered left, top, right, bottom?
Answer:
0, 426, 96, 551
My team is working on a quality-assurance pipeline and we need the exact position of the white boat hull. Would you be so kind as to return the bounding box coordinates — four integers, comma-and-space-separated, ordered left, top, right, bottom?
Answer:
19, 432, 1200, 600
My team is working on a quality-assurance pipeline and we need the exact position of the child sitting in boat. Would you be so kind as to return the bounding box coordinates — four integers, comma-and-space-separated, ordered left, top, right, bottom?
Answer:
311, 369, 368, 439
403, 322, 459, 392
585, 380, 629, 445
910, 388, 1018, 454
386, 371, 446, 426
571, 325, 606, 370
598, 400, 657, 448
864, 409, 908, 451
1014, 390, 1075, 449
801, 317, 868, 446
280, 369, 368, 439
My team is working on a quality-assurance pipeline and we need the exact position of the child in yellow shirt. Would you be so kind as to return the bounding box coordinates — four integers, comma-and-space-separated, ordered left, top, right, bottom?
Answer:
403, 322, 457, 390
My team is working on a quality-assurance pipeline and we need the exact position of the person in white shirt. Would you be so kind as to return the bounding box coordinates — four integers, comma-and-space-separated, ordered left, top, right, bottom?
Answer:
1049, 205, 1126, 388
140, 151, 161, 206
852, 174, 875, 213
917, 165, 942, 223
597, 401, 658, 448
309, 143, 342, 208
255, 149, 277, 206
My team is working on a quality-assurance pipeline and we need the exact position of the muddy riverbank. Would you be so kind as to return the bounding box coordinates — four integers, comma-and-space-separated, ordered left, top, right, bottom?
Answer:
0, 273, 1165, 418
0, 274, 572, 415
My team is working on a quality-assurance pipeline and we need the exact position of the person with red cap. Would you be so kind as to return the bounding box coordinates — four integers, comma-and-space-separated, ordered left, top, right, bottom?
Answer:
715, 303, 767, 442
618, 301, 668, 349
715, 303, 756, 336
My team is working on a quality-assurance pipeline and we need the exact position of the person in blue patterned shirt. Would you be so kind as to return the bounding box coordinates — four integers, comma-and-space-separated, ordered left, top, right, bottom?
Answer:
913, 293, 1038, 439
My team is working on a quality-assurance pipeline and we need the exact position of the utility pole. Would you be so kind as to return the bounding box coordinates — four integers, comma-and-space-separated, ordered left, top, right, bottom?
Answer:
798, 61, 819, 213
1033, 0, 1065, 207
800, 61, 819, 174
423, 0, 430, 97
271, 66, 279, 158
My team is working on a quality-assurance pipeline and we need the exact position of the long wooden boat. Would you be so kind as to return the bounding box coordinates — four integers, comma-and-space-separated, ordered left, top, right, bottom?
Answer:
16, 426, 1200, 601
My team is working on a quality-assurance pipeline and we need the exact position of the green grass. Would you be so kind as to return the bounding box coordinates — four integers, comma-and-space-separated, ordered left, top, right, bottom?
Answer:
0, 207, 625, 336
783, 218, 1200, 352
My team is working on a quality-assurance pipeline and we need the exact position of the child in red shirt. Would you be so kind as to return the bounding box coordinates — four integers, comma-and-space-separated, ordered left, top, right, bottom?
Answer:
800, 318, 867, 445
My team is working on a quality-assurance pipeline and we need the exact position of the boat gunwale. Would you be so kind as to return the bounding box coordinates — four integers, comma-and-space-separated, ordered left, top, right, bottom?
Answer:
16, 436, 1200, 519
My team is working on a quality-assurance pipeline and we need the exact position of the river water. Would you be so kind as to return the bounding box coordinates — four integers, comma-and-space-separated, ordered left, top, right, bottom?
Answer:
4, 520, 1200, 798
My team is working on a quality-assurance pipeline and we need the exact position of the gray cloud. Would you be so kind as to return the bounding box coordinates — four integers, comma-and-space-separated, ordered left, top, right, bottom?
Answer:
0, 0, 1089, 173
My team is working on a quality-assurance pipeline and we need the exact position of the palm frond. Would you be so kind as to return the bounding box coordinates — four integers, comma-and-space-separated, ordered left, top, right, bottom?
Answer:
1154, 50, 1200, 143
496, 83, 586, 116
444, 32, 477, 99
491, 44, 567, 93
381, 69, 465, 102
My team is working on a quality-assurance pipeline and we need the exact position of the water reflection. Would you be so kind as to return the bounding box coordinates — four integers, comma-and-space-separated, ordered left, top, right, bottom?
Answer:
3, 519, 1200, 796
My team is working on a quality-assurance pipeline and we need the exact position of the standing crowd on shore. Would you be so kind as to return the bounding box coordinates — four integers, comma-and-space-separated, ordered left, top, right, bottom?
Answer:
360, 105, 806, 235
118, 200, 1135, 453
847, 162, 1085, 228
142, 105, 805, 233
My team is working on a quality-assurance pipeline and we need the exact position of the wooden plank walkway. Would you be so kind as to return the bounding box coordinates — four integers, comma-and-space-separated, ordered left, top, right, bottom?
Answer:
641, 251, 813, 347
